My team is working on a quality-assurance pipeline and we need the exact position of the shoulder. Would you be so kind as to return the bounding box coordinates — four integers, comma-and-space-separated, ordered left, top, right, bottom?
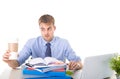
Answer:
55, 36, 69, 44
26, 36, 41, 44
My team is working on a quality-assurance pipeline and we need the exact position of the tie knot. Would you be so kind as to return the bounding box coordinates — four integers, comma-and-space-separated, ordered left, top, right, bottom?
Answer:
46, 43, 51, 46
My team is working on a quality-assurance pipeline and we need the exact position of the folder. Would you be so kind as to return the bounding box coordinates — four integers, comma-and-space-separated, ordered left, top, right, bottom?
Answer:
22, 67, 66, 77
24, 75, 72, 79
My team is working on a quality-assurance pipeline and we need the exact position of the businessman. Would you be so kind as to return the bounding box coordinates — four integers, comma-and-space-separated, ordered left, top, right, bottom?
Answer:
3, 14, 82, 70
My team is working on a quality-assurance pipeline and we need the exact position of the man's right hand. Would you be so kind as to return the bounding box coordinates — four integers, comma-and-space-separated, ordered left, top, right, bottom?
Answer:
2, 50, 19, 68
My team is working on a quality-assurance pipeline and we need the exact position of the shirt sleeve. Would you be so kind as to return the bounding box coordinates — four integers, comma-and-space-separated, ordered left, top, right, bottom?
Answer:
17, 39, 34, 65
64, 40, 81, 62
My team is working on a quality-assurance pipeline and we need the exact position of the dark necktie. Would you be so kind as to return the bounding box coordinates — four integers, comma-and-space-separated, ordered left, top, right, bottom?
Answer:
45, 43, 51, 57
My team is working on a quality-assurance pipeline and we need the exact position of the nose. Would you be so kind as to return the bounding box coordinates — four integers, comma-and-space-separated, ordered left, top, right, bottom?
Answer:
44, 30, 49, 35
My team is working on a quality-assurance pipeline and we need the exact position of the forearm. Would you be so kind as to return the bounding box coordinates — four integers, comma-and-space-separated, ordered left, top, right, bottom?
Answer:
8, 60, 19, 69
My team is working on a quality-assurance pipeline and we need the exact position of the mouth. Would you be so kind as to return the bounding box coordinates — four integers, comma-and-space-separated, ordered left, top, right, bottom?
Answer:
45, 35, 49, 38
44, 35, 50, 39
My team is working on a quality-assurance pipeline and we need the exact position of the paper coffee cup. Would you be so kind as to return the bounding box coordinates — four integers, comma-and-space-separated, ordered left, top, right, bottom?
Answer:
9, 52, 18, 60
8, 38, 18, 60
8, 42, 18, 52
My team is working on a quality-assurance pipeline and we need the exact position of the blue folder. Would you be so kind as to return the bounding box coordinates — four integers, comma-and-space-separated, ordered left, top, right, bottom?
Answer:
24, 75, 72, 79
22, 67, 66, 77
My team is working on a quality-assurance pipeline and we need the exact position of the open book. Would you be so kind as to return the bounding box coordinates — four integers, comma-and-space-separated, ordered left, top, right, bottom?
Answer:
27, 57, 65, 67
25, 57, 66, 72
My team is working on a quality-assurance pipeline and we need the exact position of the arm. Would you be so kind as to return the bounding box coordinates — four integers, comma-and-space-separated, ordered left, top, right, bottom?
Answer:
64, 40, 83, 70
7, 60, 19, 69
3, 39, 33, 68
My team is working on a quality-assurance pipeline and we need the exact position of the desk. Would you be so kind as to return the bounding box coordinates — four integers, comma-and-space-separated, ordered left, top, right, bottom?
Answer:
0, 55, 117, 79
0, 68, 117, 79
0, 68, 22, 79
0, 59, 22, 79
0, 67, 82, 79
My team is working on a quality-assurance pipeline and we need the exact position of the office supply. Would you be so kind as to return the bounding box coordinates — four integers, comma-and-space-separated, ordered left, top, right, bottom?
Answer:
22, 67, 66, 76
22, 66, 71, 79
24, 75, 72, 79
22, 57, 69, 79
23, 64, 66, 73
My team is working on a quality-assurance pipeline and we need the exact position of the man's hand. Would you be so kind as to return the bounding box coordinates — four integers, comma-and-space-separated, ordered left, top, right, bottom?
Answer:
2, 50, 11, 63
2, 50, 19, 68
68, 61, 82, 70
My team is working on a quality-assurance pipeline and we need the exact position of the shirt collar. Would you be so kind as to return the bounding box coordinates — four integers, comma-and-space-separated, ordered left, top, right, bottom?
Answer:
41, 37, 56, 46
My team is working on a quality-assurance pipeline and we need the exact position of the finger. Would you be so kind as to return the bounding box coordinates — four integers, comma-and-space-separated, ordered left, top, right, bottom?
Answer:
2, 50, 10, 58
68, 61, 72, 69
3, 56, 10, 62
69, 61, 74, 66
3, 53, 10, 60
6, 50, 10, 53
70, 62, 77, 70
72, 63, 79, 70
2, 55, 11, 62
68, 61, 75, 70
3, 53, 10, 57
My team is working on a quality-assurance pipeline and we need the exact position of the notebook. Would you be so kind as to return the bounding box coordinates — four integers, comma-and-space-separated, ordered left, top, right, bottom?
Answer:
24, 75, 71, 79
80, 53, 116, 79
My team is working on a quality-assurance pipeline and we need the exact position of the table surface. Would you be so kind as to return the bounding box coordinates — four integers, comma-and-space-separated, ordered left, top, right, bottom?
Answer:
0, 68, 22, 79
0, 60, 117, 79
0, 67, 117, 79
0, 67, 82, 79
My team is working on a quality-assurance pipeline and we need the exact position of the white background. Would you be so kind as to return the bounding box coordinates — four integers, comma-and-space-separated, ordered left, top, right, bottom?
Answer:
0, 0, 120, 60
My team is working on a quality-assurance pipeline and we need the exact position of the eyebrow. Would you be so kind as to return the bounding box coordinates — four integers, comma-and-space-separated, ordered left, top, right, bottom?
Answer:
40, 26, 52, 30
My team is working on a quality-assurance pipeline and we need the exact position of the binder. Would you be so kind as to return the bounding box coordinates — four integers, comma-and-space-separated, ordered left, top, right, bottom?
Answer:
22, 67, 66, 77
22, 67, 72, 79
24, 75, 72, 79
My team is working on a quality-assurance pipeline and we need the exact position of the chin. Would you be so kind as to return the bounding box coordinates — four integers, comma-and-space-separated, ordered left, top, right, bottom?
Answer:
44, 38, 50, 42
44, 37, 52, 42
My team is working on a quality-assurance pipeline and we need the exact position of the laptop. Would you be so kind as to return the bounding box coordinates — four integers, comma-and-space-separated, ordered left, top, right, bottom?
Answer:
80, 53, 116, 79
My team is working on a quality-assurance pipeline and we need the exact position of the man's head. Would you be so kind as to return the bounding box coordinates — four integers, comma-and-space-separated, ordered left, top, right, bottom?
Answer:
38, 14, 56, 42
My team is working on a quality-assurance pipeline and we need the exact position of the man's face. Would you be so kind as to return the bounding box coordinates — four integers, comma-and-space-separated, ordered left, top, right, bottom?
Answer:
40, 23, 56, 42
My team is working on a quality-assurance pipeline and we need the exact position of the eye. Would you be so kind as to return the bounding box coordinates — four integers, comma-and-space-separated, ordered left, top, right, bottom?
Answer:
48, 27, 52, 31
41, 28, 45, 31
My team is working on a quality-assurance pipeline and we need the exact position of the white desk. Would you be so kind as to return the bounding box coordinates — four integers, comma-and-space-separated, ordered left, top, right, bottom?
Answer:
0, 58, 22, 79
0, 59, 117, 79
0, 68, 22, 79
0, 55, 81, 79
0, 67, 117, 79
0, 67, 82, 79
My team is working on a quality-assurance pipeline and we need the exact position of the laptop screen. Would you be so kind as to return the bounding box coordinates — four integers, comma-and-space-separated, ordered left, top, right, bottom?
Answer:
80, 53, 115, 79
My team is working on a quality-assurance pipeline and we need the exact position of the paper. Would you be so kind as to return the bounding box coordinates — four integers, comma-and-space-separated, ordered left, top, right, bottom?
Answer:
27, 57, 66, 68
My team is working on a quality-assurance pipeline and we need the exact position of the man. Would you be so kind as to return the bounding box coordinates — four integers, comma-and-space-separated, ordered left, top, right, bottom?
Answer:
3, 14, 82, 70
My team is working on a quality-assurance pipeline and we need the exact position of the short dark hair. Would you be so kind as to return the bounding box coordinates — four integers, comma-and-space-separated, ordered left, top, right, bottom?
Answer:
38, 14, 55, 25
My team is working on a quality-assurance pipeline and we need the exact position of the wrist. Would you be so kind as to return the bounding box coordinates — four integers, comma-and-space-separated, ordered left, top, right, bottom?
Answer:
77, 62, 82, 70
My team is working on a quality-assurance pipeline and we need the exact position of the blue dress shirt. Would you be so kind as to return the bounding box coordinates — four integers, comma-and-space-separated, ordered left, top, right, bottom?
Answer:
17, 36, 81, 65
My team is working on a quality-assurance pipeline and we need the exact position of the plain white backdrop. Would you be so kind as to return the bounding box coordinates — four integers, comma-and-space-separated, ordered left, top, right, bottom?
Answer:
0, 0, 120, 60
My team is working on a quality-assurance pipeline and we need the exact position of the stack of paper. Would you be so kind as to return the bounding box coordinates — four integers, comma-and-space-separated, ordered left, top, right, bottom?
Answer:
22, 57, 71, 79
